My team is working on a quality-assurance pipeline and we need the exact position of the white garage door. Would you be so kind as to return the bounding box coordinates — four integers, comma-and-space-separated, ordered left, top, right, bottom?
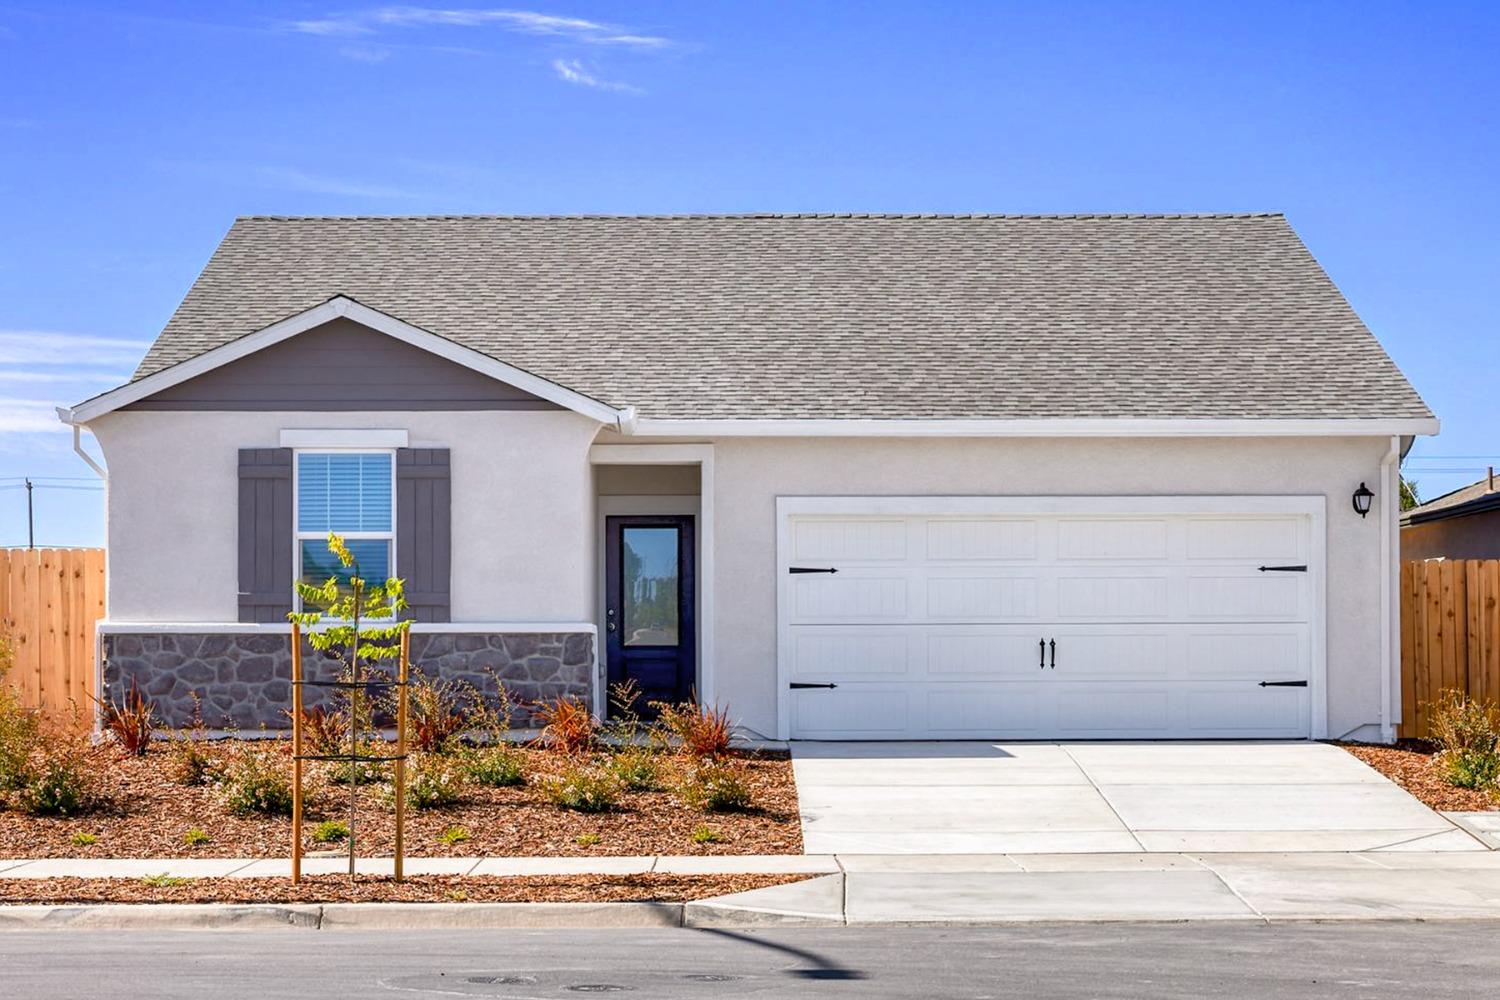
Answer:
779, 498, 1321, 740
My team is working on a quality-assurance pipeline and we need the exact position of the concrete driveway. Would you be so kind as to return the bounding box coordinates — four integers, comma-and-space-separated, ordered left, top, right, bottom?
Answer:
791, 741, 1485, 854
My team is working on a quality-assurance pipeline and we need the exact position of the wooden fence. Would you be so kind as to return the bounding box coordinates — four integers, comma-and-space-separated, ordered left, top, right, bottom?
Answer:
1399, 558, 1500, 739
0, 548, 106, 713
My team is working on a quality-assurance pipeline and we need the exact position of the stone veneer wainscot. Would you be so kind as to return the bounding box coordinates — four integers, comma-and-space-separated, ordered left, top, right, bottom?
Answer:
100, 629, 595, 730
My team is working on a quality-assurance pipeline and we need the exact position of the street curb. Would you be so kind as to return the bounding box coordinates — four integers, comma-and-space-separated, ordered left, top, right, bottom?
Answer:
0, 901, 685, 931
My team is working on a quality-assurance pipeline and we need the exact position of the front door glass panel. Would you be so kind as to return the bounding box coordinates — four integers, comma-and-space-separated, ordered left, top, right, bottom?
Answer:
622, 526, 680, 646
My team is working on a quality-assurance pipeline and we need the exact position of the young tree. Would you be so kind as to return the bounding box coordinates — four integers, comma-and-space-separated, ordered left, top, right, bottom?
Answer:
288, 533, 411, 872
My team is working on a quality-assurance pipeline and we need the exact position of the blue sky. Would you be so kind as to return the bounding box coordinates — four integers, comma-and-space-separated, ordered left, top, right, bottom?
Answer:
1, 1, 1496, 546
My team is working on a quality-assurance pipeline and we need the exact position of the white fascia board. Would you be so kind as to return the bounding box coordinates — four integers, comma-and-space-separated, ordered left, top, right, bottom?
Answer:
629, 417, 1441, 438
279, 428, 410, 449
61, 296, 629, 428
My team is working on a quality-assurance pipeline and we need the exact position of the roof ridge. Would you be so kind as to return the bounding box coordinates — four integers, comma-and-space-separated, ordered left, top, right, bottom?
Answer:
232, 212, 1288, 222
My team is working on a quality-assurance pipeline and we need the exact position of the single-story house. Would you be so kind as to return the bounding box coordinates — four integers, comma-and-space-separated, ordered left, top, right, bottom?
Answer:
1401, 470, 1500, 560
60, 213, 1436, 743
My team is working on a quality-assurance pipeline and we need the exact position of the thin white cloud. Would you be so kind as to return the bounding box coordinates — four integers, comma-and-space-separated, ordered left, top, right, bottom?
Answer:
551, 58, 641, 94
0, 331, 149, 368
0, 371, 130, 384
285, 7, 672, 54
0, 399, 68, 435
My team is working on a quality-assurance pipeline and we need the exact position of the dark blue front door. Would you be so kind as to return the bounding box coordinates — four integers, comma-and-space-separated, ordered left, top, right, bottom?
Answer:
605, 515, 696, 713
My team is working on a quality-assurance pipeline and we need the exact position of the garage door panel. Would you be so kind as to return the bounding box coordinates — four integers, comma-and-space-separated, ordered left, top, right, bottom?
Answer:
1185, 574, 1304, 620
1056, 687, 1171, 733
1185, 517, 1303, 561
1046, 630, 1170, 679
792, 518, 908, 562
792, 574, 908, 621
926, 519, 1039, 561
926, 575, 1040, 619
1186, 686, 1307, 734
792, 687, 908, 740
926, 631, 1048, 677
1056, 575, 1170, 619
925, 687, 1043, 735
1057, 519, 1169, 561
792, 629, 911, 679
782, 506, 1317, 740
1186, 627, 1308, 680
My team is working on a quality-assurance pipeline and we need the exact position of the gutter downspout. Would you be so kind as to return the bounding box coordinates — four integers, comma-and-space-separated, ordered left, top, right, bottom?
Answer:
1380, 435, 1400, 744
56, 408, 106, 480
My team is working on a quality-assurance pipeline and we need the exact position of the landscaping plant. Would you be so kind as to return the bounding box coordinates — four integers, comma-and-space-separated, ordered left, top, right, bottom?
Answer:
652, 700, 734, 759
182, 827, 211, 848
0, 636, 39, 791
678, 760, 753, 812
219, 744, 295, 816
70, 831, 98, 847
543, 761, 623, 813
165, 694, 221, 787
398, 670, 471, 753
394, 753, 467, 810
16, 732, 102, 817
461, 744, 527, 787
690, 824, 721, 845
1430, 690, 1500, 790
289, 532, 412, 867
534, 695, 597, 754
439, 825, 470, 846
98, 679, 157, 756
311, 820, 350, 844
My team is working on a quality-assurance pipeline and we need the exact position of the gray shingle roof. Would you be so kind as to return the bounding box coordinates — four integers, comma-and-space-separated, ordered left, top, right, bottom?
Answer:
132, 213, 1431, 422
1402, 473, 1500, 525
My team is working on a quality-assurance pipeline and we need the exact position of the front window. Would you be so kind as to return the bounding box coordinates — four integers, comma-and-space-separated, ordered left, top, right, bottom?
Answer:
295, 451, 394, 604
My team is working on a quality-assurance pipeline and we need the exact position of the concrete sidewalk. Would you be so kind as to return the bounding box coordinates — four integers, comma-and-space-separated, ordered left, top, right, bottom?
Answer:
9, 851, 1500, 927
693, 851, 1500, 925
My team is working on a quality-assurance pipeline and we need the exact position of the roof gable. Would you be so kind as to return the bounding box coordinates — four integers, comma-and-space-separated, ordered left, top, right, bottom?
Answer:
64, 297, 628, 426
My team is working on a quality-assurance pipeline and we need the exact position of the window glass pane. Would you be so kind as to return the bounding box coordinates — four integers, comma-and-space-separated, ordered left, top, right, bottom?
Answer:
622, 527, 679, 647
299, 538, 392, 600
297, 453, 392, 532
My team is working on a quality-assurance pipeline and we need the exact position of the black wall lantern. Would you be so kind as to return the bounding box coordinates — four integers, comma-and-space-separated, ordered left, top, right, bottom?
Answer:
1352, 482, 1375, 518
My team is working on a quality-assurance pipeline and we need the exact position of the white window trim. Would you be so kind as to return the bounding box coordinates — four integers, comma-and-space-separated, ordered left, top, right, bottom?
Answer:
280, 428, 409, 449
774, 494, 1328, 742
292, 447, 398, 613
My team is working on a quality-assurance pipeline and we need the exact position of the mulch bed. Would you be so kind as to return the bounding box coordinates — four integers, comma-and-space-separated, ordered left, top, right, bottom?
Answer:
0, 873, 806, 905
1336, 740, 1499, 812
0, 742, 802, 859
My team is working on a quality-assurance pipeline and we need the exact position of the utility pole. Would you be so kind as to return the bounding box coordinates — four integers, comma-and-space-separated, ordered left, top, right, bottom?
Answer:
25, 478, 34, 549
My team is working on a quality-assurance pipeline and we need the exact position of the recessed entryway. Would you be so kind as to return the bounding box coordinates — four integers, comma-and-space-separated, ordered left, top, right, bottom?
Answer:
791, 741, 1476, 855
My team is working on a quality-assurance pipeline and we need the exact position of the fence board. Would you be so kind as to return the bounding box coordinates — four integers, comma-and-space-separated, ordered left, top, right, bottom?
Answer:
1400, 559, 1500, 739
0, 548, 105, 713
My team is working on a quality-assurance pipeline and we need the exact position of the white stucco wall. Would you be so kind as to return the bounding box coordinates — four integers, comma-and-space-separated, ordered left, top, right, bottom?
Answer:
90, 409, 601, 623
695, 435, 1396, 741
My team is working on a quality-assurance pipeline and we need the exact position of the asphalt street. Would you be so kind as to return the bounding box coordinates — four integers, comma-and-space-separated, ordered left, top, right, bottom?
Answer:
3, 922, 1499, 999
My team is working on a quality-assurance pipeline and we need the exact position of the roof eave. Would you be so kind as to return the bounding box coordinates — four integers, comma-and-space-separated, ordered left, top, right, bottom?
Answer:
626, 417, 1440, 438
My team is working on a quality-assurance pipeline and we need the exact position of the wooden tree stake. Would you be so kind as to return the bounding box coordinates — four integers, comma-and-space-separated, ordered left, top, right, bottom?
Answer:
290, 622, 304, 886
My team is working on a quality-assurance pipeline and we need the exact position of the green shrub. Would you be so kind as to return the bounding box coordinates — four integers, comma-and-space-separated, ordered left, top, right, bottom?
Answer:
543, 763, 623, 813
220, 746, 294, 816
690, 824, 720, 845
439, 825, 470, 846
678, 760, 753, 812
140, 873, 191, 889
15, 731, 101, 817
461, 744, 527, 787
311, 819, 350, 844
607, 745, 662, 791
329, 742, 389, 786
576, 832, 601, 847
1431, 691, 1500, 790
182, 827, 211, 847
393, 754, 466, 810
70, 831, 98, 847
0, 637, 39, 791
